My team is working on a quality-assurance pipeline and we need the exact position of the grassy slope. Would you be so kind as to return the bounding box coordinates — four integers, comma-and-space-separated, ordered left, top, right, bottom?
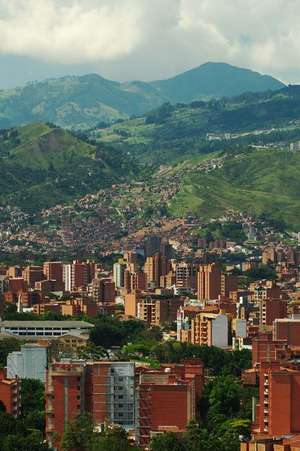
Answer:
98, 86, 300, 165
0, 124, 133, 212
168, 148, 300, 229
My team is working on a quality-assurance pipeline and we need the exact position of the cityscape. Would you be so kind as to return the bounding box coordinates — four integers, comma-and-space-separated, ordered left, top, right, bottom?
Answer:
1, 1, 300, 450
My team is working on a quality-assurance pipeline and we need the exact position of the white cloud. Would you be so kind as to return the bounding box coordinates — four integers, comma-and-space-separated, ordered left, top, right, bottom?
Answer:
0, 0, 300, 81
0, 0, 145, 63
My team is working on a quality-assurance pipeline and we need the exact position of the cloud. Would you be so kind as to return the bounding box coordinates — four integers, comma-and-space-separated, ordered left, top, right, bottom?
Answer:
0, 0, 146, 63
0, 0, 299, 81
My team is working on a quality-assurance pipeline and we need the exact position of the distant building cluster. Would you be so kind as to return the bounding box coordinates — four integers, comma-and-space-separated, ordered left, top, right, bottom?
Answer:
2, 233, 300, 449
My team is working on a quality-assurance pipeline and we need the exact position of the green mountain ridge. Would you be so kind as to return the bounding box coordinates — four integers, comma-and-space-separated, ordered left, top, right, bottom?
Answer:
151, 62, 284, 103
168, 147, 300, 230
0, 63, 284, 129
0, 124, 135, 212
98, 85, 300, 165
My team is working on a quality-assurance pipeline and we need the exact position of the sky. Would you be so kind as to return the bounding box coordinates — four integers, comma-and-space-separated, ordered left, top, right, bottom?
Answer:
0, 0, 299, 88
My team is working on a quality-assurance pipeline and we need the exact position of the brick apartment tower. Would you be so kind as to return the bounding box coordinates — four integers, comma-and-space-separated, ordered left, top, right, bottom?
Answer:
0, 370, 21, 417
43, 262, 64, 291
46, 360, 203, 448
197, 263, 221, 300
144, 253, 170, 288
254, 362, 300, 437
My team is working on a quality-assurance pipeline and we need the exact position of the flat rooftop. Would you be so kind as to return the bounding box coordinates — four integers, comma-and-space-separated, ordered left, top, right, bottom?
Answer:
0, 321, 94, 328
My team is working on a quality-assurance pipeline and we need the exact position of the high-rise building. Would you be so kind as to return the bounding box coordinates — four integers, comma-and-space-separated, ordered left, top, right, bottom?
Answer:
144, 253, 170, 288
197, 263, 221, 300
137, 363, 202, 446
253, 362, 300, 437
124, 270, 146, 293
144, 236, 161, 257
90, 278, 115, 303
137, 295, 185, 326
46, 360, 203, 448
46, 361, 136, 448
7, 343, 49, 383
22, 265, 44, 288
113, 261, 127, 288
220, 273, 238, 298
175, 263, 197, 290
190, 312, 229, 348
259, 298, 287, 326
0, 369, 21, 417
43, 262, 63, 291
63, 261, 95, 292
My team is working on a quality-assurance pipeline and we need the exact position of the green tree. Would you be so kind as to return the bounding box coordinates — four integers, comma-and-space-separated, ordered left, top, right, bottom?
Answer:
92, 426, 140, 451
150, 432, 186, 451
61, 414, 95, 451
0, 338, 21, 367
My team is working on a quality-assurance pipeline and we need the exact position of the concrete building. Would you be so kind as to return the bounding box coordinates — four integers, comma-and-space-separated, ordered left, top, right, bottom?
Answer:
191, 312, 229, 349
0, 320, 94, 337
113, 262, 127, 289
90, 278, 115, 303
137, 295, 185, 326
7, 343, 49, 382
175, 263, 197, 290
125, 292, 184, 325
63, 261, 95, 292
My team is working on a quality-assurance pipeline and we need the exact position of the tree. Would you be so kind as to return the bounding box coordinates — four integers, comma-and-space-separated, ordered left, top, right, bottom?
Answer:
0, 400, 6, 412
92, 426, 140, 451
21, 379, 45, 432
0, 338, 21, 367
150, 432, 186, 451
61, 414, 95, 451
206, 375, 243, 421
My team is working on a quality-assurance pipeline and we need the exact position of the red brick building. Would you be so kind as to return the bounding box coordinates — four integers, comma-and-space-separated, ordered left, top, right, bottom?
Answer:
253, 362, 300, 437
259, 298, 287, 326
46, 360, 203, 448
197, 263, 221, 301
43, 262, 64, 291
0, 370, 21, 417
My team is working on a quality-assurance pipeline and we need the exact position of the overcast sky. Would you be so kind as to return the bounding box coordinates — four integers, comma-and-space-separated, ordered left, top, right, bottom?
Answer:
0, 0, 299, 88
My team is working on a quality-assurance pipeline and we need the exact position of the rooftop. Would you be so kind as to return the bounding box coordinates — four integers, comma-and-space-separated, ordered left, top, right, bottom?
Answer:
0, 321, 94, 328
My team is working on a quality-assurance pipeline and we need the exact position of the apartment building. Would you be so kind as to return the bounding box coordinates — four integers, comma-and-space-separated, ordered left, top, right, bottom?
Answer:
253, 362, 300, 437
190, 312, 229, 349
46, 360, 203, 448
0, 369, 21, 417
197, 263, 221, 300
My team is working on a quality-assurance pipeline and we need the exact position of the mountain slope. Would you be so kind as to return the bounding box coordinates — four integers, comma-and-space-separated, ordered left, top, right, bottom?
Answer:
151, 62, 284, 103
168, 147, 300, 230
98, 85, 300, 165
0, 124, 135, 212
0, 63, 284, 129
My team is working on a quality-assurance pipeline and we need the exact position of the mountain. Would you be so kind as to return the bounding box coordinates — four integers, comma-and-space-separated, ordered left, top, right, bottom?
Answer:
168, 146, 300, 230
0, 63, 284, 129
0, 123, 135, 212
98, 85, 300, 165
151, 62, 284, 103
